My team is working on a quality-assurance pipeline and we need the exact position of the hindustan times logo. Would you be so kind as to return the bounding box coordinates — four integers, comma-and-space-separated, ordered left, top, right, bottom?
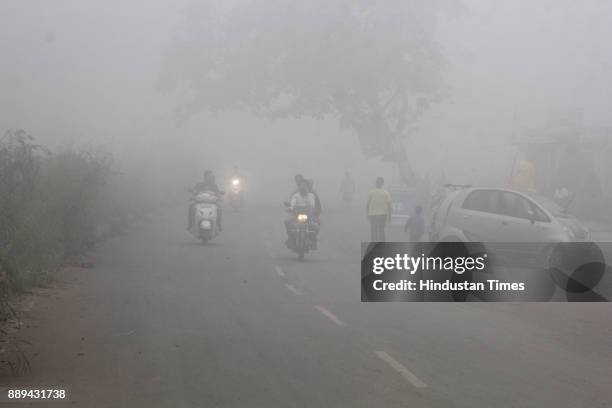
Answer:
372, 253, 488, 275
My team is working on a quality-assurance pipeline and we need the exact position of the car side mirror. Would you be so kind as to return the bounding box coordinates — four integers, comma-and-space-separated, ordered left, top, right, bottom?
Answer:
283, 201, 290, 207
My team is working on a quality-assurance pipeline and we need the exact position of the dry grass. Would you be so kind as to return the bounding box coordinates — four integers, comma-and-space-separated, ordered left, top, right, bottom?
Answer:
0, 129, 141, 376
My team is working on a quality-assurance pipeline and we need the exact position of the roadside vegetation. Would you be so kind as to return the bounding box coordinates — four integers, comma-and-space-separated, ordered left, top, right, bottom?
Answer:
0, 129, 140, 319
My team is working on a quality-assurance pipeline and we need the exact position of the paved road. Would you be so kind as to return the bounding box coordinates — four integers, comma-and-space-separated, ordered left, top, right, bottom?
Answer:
9, 204, 612, 407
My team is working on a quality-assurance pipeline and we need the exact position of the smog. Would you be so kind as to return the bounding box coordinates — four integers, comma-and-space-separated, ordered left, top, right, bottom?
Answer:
1, 1, 612, 406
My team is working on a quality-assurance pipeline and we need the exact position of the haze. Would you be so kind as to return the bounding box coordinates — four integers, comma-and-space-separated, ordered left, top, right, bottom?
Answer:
1, 1, 612, 407
2, 1, 610, 196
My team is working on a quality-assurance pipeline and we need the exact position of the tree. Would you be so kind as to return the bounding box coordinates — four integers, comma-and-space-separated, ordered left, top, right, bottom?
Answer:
160, 0, 448, 184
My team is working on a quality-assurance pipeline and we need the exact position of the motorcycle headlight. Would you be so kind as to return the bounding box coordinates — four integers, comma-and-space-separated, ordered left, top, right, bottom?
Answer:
232, 179, 240, 186
297, 214, 308, 222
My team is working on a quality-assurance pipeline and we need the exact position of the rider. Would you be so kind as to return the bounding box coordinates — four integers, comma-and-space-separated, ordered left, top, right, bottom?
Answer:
287, 173, 306, 204
285, 179, 316, 249
195, 170, 221, 195
231, 165, 246, 183
189, 170, 223, 231
306, 179, 322, 220
306, 179, 321, 249
293, 174, 305, 192
229, 165, 246, 203
291, 174, 320, 218
290, 179, 316, 210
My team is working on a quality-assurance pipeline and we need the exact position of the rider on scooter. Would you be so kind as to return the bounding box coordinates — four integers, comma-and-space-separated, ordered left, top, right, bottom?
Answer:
189, 170, 223, 231
229, 165, 246, 207
231, 166, 246, 184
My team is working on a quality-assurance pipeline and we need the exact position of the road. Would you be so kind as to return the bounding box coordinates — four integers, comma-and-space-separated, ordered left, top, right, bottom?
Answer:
7, 204, 612, 407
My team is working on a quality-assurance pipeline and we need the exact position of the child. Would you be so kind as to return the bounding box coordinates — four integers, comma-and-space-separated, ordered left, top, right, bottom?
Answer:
404, 205, 425, 242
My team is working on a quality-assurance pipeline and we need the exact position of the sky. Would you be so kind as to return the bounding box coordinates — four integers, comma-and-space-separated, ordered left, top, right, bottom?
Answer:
1, 0, 612, 198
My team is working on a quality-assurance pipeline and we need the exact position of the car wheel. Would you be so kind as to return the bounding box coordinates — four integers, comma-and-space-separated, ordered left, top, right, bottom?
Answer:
547, 242, 606, 296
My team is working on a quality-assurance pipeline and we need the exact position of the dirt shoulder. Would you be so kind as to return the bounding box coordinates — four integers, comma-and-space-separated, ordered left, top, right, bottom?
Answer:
0, 265, 97, 401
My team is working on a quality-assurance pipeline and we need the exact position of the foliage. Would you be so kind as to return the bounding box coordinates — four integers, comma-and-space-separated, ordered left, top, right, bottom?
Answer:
160, 0, 449, 160
0, 130, 113, 297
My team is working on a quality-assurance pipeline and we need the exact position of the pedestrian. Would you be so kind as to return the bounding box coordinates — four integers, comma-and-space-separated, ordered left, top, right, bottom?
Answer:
340, 171, 356, 207
366, 177, 392, 241
404, 205, 425, 242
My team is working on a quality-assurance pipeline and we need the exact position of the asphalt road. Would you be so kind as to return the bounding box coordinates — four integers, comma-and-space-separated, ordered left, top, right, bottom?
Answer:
8, 204, 612, 407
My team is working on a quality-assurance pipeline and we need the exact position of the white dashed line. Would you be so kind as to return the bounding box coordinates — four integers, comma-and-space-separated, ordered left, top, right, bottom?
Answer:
111, 329, 136, 337
285, 284, 301, 295
314, 305, 347, 326
275, 266, 285, 277
375, 351, 427, 388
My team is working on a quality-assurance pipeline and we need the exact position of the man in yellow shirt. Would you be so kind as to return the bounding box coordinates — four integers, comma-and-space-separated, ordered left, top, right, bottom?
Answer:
366, 177, 393, 241
510, 160, 537, 193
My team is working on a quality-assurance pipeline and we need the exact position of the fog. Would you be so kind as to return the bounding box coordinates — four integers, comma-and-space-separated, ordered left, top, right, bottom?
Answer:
3, 2, 612, 406
2, 0, 611, 203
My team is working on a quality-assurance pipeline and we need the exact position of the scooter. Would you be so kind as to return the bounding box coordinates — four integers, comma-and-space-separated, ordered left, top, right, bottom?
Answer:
190, 191, 222, 244
228, 178, 244, 211
284, 203, 317, 261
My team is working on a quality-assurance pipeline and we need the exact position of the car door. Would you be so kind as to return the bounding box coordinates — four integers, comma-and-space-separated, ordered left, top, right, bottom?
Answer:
495, 192, 536, 241
455, 190, 503, 241
495, 191, 553, 262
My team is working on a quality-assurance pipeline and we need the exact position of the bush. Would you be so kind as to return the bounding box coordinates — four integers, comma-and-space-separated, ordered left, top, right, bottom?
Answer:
0, 130, 114, 300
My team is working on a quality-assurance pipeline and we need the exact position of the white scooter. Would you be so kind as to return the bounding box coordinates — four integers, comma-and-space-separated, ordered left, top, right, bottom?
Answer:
190, 191, 222, 244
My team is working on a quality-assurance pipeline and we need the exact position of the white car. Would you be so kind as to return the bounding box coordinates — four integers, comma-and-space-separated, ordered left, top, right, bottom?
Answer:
429, 187, 603, 300
430, 187, 590, 243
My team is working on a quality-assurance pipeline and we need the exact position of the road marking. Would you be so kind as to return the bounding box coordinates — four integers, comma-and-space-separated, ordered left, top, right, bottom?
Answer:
285, 284, 301, 295
375, 351, 427, 388
111, 329, 136, 337
275, 266, 285, 277
314, 306, 347, 326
